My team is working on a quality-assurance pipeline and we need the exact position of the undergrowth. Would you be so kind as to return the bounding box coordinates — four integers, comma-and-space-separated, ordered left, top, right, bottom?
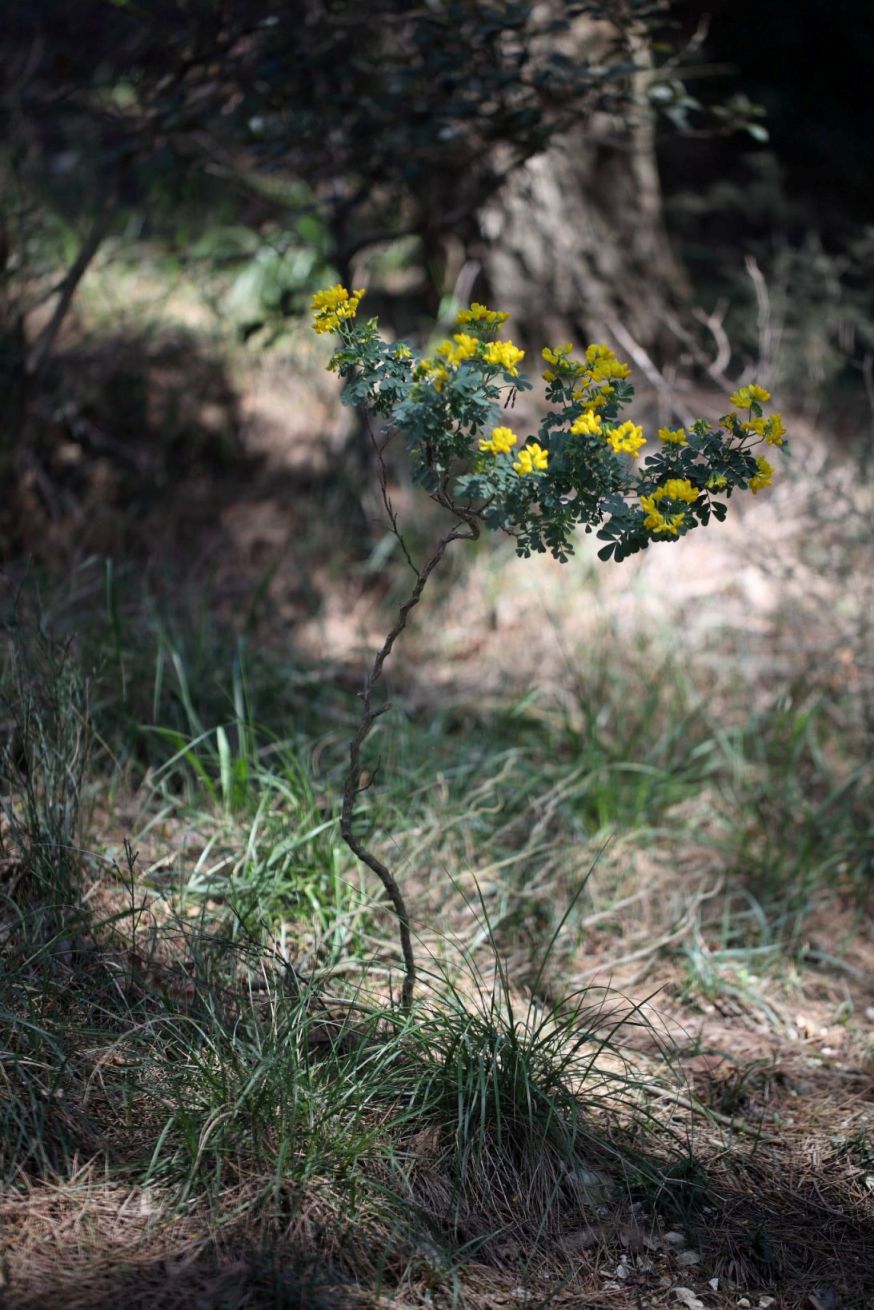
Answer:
1, 563, 872, 1305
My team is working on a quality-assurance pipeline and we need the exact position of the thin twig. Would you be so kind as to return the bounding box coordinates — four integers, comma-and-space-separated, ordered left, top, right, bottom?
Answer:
367, 419, 418, 576
644, 1084, 782, 1145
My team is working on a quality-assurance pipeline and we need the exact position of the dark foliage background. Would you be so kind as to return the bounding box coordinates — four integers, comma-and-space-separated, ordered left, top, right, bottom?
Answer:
1, 0, 872, 559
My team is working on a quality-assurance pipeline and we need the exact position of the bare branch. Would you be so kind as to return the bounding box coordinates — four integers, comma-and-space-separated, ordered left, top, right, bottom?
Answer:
745, 254, 779, 385
605, 315, 695, 427
27, 203, 117, 376
691, 298, 732, 383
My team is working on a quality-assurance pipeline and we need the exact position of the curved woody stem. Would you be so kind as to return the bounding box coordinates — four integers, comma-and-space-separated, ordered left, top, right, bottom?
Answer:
340, 495, 479, 1011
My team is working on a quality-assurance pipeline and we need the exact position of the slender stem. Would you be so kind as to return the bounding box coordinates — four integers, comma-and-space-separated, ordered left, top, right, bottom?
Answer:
340, 503, 479, 1011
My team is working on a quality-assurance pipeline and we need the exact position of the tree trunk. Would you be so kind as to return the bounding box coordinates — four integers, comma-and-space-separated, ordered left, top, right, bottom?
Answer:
476, 29, 686, 358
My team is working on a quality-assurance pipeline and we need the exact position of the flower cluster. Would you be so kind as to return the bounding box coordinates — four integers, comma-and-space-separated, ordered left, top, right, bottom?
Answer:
436, 332, 479, 366
639, 478, 699, 536
311, 284, 366, 334
585, 342, 632, 382
483, 340, 525, 376
513, 441, 549, 476
723, 385, 786, 445
542, 342, 586, 382
479, 425, 518, 456
730, 384, 771, 407
605, 420, 646, 458
395, 305, 527, 395
456, 302, 510, 327
748, 415, 786, 445
311, 284, 789, 563
570, 410, 602, 436
749, 455, 774, 493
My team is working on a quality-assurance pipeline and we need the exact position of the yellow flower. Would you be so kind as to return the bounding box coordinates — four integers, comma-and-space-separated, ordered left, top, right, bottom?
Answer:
748, 413, 786, 445
749, 455, 774, 494
640, 478, 699, 531
541, 343, 585, 381
542, 343, 574, 365
394, 344, 412, 360
706, 472, 727, 490
657, 426, 687, 446
479, 425, 519, 455
451, 332, 479, 361
605, 420, 646, 458
730, 383, 771, 408
590, 360, 632, 382
456, 302, 510, 327
572, 385, 612, 409
570, 410, 603, 436
660, 512, 687, 536
660, 478, 698, 503
310, 284, 349, 313
639, 493, 662, 531
639, 494, 687, 536
585, 342, 632, 381
484, 340, 525, 376
311, 284, 366, 334
436, 332, 480, 367
513, 442, 549, 476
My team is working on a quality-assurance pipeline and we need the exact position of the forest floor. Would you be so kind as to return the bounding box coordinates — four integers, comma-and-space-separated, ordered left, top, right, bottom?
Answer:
1, 298, 873, 1309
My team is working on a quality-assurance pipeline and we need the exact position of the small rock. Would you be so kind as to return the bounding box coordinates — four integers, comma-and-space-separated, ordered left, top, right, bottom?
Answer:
709, 1279, 719, 1291
677, 1250, 701, 1267
664, 1230, 687, 1247
673, 1288, 705, 1310
738, 1299, 751, 1307
573, 1166, 612, 1201
758, 1299, 776, 1308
